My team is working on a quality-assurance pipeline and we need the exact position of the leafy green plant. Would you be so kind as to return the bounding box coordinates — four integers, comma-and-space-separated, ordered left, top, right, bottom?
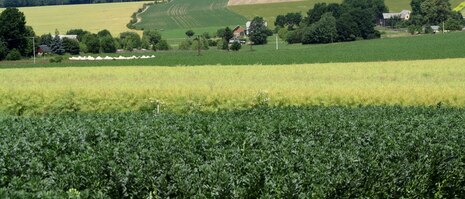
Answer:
0, 107, 464, 198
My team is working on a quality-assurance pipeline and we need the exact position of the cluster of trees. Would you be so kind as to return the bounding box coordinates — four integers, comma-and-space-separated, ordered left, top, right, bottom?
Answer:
0, 0, 146, 7
0, 8, 35, 61
277, 0, 387, 44
39, 28, 170, 56
408, 0, 464, 34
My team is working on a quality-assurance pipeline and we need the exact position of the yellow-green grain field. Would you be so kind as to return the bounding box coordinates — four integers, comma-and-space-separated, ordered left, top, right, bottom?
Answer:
1, 58, 465, 115
0, 2, 149, 35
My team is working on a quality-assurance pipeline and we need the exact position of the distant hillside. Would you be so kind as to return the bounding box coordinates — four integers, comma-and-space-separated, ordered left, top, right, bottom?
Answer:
0, 0, 147, 8
229, 0, 465, 28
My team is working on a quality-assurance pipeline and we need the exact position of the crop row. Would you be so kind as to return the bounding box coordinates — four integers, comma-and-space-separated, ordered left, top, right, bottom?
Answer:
1, 107, 464, 198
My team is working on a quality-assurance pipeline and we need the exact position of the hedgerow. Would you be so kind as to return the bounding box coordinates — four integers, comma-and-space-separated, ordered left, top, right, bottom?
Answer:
0, 107, 464, 198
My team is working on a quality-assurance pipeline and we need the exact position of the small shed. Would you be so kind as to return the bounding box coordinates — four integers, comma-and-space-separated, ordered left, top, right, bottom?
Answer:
431, 26, 440, 33
37, 45, 51, 55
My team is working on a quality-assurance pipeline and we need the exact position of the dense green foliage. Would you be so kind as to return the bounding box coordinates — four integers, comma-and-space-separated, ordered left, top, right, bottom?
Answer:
283, 0, 384, 44
409, 0, 464, 32
0, 0, 146, 7
0, 8, 30, 60
5, 48, 20, 60
0, 107, 464, 198
50, 35, 65, 55
249, 16, 273, 45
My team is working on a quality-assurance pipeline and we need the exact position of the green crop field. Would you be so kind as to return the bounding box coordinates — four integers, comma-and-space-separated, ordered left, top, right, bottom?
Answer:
1, 58, 465, 115
1, 107, 464, 198
0, 2, 150, 35
135, 0, 247, 40
3, 31, 465, 68
229, 0, 465, 28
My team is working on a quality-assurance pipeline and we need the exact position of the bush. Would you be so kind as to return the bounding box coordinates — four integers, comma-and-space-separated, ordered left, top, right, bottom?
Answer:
424, 26, 434, 34
302, 13, 337, 44
191, 39, 208, 51
99, 36, 117, 53
185, 30, 195, 38
285, 30, 302, 44
408, 25, 422, 35
230, 41, 241, 51
142, 30, 162, 47
278, 28, 288, 40
178, 40, 191, 50
62, 38, 80, 55
154, 39, 170, 51
120, 32, 142, 51
97, 29, 112, 38
49, 56, 63, 63
207, 39, 218, 47
217, 39, 229, 50
445, 19, 463, 31
83, 34, 100, 54
5, 49, 21, 60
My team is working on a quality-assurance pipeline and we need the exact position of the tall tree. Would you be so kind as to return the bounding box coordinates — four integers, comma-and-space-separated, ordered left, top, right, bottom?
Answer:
302, 12, 337, 44
0, 8, 29, 55
421, 0, 451, 25
50, 35, 65, 55
248, 17, 273, 45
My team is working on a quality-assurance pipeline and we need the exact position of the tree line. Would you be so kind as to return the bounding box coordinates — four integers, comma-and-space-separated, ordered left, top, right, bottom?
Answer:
275, 0, 464, 45
0, 0, 146, 7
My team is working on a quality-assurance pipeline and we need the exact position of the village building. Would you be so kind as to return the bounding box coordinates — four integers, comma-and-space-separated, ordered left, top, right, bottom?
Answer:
37, 45, 52, 56
233, 26, 246, 39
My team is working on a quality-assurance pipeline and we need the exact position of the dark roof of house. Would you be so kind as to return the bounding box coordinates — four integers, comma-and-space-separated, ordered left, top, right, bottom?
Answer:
38, 45, 51, 53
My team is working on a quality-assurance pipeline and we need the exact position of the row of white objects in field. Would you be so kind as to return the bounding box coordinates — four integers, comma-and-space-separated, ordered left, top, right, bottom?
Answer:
69, 55, 156, 61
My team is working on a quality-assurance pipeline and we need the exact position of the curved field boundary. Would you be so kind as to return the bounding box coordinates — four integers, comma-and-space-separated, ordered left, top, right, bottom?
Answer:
228, 0, 302, 6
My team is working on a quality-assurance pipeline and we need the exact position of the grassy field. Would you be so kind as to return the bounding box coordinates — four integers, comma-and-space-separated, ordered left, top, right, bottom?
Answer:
229, 0, 465, 28
3, 31, 465, 68
135, 0, 246, 40
1, 58, 465, 115
0, 2, 150, 35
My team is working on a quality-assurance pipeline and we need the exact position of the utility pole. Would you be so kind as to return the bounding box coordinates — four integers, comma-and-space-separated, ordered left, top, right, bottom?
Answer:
197, 35, 201, 56
443, 21, 445, 33
28, 37, 36, 64
276, 34, 279, 50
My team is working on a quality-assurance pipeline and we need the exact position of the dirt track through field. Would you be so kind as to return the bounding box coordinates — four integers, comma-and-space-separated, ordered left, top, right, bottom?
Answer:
228, 0, 303, 6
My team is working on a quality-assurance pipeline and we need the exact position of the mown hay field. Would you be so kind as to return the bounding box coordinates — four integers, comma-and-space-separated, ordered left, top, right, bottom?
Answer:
0, 2, 150, 35
1, 58, 465, 115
